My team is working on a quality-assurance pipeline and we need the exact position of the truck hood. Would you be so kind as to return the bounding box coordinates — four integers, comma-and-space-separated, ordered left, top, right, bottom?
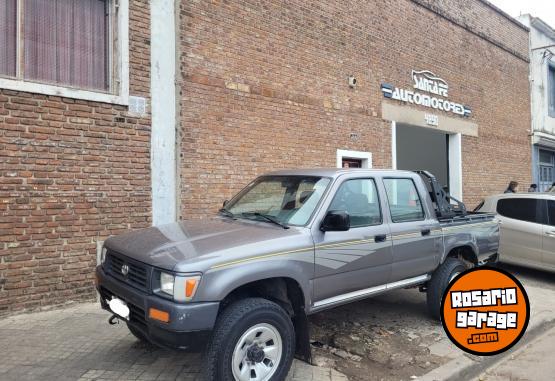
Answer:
104, 217, 309, 271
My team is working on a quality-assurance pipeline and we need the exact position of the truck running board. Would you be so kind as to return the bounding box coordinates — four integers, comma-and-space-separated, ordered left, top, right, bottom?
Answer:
313, 274, 431, 309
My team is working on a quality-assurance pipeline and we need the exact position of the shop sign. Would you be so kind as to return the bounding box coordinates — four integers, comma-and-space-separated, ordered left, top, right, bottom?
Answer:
381, 70, 472, 118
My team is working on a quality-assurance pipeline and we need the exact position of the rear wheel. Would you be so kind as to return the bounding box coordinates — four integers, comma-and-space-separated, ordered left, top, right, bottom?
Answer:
427, 257, 468, 320
204, 298, 295, 381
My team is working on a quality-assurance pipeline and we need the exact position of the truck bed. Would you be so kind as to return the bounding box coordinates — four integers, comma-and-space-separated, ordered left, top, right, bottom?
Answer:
438, 211, 496, 227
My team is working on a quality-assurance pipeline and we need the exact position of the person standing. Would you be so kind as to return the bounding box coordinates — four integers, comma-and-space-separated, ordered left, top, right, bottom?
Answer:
504, 181, 519, 193
528, 184, 538, 192
548, 182, 555, 193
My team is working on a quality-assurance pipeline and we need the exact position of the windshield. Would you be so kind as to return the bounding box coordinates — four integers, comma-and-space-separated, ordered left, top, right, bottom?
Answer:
224, 175, 332, 227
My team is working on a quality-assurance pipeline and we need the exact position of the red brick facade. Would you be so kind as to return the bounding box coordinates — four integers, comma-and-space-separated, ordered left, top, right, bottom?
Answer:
1, 0, 531, 315
0, 1, 152, 315
179, 0, 531, 219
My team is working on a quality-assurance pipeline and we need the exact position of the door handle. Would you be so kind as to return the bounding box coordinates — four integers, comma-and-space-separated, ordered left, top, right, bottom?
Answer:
375, 234, 387, 243
421, 229, 431, 236
547, 231, 555, 237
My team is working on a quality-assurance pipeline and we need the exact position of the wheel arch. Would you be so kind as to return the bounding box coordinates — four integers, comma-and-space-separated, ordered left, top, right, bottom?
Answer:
444, 244, 478, 266
207, 272, 313, 364
197, 260, 312, 310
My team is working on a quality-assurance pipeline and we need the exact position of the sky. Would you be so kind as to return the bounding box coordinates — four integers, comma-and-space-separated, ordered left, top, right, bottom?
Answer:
488, 0, 555, 28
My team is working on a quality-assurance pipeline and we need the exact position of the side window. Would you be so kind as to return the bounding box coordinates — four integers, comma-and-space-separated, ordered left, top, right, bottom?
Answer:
328, 179, 382, 228
496, 198, 542, 224
383, 178, 425, 223
548, 201, 555, 227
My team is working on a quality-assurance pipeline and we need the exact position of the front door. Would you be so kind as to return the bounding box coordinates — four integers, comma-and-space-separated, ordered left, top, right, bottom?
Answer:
543, 200, 555, 267
382, 177, 442, 281
312, 178, 392, 306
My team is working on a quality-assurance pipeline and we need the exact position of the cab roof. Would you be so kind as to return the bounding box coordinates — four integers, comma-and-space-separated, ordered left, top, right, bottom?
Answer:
265, 168, 418, 179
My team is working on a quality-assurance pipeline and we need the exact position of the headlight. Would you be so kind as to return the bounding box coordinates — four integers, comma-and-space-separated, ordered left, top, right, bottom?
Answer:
155, 271, 201, 302
160, 272, 175, 295
174, 275, 201, 302
100, 246, 107, 264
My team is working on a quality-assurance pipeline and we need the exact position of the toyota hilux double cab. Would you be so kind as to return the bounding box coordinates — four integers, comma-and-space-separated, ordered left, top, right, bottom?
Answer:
95, 169, 499, 381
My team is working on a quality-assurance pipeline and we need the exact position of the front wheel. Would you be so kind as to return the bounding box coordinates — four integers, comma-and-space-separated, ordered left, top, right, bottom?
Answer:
204, 298, 295, 381
427, 257, 468, 320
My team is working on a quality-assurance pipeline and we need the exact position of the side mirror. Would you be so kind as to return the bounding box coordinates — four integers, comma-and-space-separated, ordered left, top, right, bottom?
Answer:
223, 200, 229, 207
321, 210, 350, 232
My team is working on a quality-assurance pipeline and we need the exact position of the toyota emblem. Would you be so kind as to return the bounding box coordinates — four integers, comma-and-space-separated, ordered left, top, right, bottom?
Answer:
121, 264, 129, 277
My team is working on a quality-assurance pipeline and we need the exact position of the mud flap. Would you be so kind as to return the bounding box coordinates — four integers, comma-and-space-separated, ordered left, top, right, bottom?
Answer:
293, 309, 312, 364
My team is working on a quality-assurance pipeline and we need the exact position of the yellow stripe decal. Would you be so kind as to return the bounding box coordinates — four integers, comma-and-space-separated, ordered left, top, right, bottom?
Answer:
316, 238, 380, 250
211, 221, 496, 269
210, 247, 312, 270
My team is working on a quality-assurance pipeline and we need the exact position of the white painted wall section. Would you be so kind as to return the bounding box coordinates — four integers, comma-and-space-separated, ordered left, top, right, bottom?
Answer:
391, 121, 397, 169
150, 0, 177, 226
449, 133, 463, 200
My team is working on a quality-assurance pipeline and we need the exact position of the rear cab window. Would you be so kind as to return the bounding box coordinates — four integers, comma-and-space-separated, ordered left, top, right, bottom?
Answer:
383, 178, 426, 223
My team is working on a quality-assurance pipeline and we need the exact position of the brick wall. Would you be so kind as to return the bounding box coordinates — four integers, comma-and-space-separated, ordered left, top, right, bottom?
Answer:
412, 0, 529, 60
0, 1, 152, 316
179, 0, 531, 218
0, 0, 532, 316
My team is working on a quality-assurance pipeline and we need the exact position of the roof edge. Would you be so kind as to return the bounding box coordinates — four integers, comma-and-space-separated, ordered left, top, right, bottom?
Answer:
477, 0, 530, 32
530, 17, 555, 40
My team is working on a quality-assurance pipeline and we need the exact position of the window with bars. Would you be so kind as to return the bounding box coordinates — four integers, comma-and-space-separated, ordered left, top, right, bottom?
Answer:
0, 0, 111, 92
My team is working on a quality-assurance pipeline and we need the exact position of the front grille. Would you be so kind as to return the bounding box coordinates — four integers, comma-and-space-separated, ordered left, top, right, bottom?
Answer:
99, 286, 147, 327
106, 250, 150, 291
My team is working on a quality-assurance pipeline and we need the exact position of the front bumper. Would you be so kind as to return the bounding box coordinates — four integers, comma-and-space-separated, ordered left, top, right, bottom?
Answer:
96, 265, 219, 350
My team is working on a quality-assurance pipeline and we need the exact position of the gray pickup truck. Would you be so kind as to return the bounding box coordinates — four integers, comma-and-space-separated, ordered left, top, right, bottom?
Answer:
95, 169, 499, 381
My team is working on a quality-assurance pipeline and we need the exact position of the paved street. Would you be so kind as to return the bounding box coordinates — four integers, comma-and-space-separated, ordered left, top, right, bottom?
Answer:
0, 303, 347, 381
481, 325, 555, 381
0, 262, 553, 381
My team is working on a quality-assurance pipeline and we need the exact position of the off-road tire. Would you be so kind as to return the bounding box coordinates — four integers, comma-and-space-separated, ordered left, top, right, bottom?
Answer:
127, 323, 149, 343
203, 298, 295, 381
427, 257, 467, 320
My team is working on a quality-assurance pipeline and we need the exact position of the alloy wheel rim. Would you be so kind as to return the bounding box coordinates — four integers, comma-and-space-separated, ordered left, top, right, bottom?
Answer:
231, 323, 283, 381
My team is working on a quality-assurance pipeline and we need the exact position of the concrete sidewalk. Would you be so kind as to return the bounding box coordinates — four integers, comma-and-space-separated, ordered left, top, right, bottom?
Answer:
419, 281, 555, 381
480, 325, 555, 381
0, 303, 347, 381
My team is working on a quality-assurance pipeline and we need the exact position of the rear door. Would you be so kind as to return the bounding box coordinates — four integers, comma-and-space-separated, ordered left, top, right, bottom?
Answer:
383, 177, 441, 281
496, 198, 543, 266
543, 200, 555, 267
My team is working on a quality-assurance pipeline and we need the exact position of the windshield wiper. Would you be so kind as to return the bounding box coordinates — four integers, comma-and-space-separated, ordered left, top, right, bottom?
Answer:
218, 208, 236, 219
240, 212, 290, 229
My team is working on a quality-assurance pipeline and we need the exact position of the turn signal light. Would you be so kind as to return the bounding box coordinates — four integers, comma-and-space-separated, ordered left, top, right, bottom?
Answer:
185, 279, 198, 298
149, 308, 170, 323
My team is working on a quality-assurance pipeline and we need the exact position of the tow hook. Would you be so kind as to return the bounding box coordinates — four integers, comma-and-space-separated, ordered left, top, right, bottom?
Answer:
108, 314, 120, 325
